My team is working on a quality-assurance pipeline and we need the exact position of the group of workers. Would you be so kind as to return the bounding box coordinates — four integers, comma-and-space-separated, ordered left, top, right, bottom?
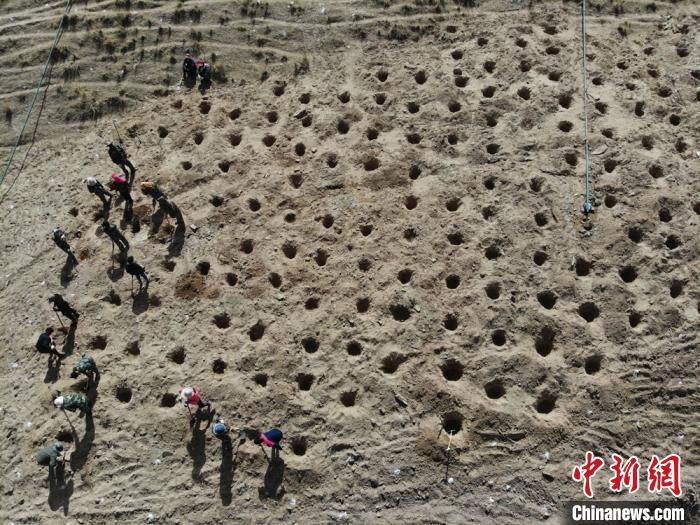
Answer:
53, 139, 185, 292
34, 56, 286, 499
181, 51, 212, 94
178, 386, 284, 448
36, 355, 98, 470
37, 139, 160, 479
37, 379, 284, 478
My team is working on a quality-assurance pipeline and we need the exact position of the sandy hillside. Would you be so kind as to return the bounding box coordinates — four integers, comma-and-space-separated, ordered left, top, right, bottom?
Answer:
0, 0, 699, 523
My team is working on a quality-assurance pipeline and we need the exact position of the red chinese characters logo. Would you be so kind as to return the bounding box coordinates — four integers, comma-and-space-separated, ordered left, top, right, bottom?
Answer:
648, 454, 682, 497
572, 451, 606, 498
609, 454, 640, 494
572, 453, 682, 498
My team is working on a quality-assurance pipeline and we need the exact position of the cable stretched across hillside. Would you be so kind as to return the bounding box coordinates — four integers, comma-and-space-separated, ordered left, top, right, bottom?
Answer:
0, 0, 73, 204
580, 0, 593, 215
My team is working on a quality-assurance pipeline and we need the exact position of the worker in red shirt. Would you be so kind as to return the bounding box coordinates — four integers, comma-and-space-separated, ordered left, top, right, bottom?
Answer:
177, 386, 211, 413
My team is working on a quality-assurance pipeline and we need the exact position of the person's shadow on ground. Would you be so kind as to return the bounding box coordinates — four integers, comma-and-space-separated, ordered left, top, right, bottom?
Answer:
259, 448, 285, 500
101, 202, 111, 222
59, 257, 77, 287
70, 407, 95, 472
62, 323, 76, 357
92, 202, 109, 222
43, 354, 61, 384
131, 288, 150, 315
107, 263, 124, 282
187, 413, 210, 481
169, 228, 185, 254
44, 323, 76, 382
219, 437, 235, 506
150, 208, 164, 236
122, 201, 133, 225
169, 223, 186, 257
86, 371, 101, 401
112, 249, 128, 267
48, 462, 73, 515
169, 206, 186, 252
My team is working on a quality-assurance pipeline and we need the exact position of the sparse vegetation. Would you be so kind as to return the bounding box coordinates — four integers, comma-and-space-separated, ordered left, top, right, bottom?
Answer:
211, 64, 227, 83
173, 7, 202, 24
241, 0, 270, 17
62, 65, 81, 82
64, 94, 126, 123
294, 56, 310, 76
49, 47, 70, 63
64, 15, 79, 31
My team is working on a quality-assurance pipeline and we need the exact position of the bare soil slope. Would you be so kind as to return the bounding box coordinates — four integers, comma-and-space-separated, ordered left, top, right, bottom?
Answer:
0, 0, 698, 524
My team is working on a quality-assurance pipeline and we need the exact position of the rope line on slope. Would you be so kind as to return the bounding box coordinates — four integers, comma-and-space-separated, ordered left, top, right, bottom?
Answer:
580, 0, 593, 214
0, 0, 72, 192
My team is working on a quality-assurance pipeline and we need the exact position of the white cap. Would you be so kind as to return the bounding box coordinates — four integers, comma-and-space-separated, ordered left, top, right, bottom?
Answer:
182, 387, 194, 398
53, 396, 64, 408
86, 177, 97, 186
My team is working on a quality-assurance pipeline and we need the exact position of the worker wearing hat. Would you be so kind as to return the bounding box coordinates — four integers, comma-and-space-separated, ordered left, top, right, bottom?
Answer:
36, 441, 65, 471
70, 355, 99, 381
125, 255, 149, 291
140, 180, 166, 207
254, 428, 283, 449
107, 142, 136, 185
51, 228, 78, 265
182, 50, 198, 88
49, 294, 80, 325
54, 393, 90, 417
85, 177, 112, 207
110, 172, 133, 206
178, 386, 211, 413
196, 58, 211, 94
102, 220, 129, 253
211, 417, 230, 440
